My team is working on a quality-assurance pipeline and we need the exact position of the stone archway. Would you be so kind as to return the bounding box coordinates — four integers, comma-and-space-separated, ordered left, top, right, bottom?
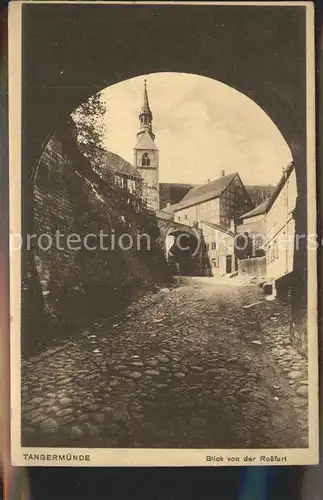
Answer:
23, 5, 307, 174
167, 231, 199, 276
156, 219, 206, 277
21, 3, 311, 349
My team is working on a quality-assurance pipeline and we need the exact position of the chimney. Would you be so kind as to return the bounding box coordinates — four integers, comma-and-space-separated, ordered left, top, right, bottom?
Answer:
220, 169, 225, 177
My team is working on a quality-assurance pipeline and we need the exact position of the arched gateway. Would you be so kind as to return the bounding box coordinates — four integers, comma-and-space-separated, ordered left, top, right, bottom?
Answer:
22, 3, 311, 350
156, 216, 207, 277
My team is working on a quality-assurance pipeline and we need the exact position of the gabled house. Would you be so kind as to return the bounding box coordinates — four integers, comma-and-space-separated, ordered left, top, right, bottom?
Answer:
265, 162, 297, 281
237, 200, 268, 237
90, 149, 143, 197
236, 199, 269, 257
168, 171, 253, 276
200, 220, 237, 276
172, 171, 253, 229
236, 162, 297, 284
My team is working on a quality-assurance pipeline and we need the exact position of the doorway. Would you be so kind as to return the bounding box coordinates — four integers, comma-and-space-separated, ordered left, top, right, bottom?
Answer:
226, 255, 232, 274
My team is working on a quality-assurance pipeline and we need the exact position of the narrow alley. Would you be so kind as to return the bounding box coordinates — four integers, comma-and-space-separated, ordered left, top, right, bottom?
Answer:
21, 278, 308, 449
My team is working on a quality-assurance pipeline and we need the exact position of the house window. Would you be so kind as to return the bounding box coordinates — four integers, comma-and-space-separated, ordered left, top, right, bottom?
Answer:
127, 178, 136, 193
142, 153, 151, 166
177, 216, 180, 221
211, 241, 216, 250
185, 214, 188, 219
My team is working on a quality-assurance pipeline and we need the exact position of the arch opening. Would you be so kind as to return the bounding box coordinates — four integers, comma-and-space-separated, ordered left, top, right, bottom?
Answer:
166, 230, 200, 277
142, 153, 151, 166
72, 72, 293, 190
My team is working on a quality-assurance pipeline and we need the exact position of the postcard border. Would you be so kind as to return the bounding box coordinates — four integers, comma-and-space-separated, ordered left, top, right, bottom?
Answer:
9, 0, 318, 467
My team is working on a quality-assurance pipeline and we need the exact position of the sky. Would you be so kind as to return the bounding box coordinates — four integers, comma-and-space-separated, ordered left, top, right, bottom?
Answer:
97, 73, 292, 186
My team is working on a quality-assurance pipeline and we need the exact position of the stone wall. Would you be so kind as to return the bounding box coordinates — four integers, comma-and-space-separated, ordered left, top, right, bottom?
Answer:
22, 123, 171, 351
238, 256, 267, 278
276, 272, 307, 357
290, 310, 308, 358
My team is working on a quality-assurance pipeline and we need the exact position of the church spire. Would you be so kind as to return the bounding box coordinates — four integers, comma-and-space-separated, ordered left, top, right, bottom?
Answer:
142, 79, 150, 114
137, 79, 155, 140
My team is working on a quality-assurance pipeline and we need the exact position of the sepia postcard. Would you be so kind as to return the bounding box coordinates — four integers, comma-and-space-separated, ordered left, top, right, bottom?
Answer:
9, 1, 318, 466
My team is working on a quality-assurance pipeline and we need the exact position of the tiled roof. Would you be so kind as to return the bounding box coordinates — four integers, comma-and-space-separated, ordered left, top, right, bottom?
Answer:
201, 220, 236, 237
173, 172, 237, 211
90, 150, 142, 180
239, 200, 269, 219
159, 203, 180, 214
240, 162, 295, 219
266, 162, 294, 212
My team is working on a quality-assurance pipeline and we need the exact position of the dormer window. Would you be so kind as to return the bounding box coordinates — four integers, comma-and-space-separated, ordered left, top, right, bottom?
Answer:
142, 153, 151, 166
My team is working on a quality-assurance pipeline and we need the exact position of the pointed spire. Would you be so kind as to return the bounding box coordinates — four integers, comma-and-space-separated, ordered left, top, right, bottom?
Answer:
137, 78, 155, 140
141, 79, 150, 114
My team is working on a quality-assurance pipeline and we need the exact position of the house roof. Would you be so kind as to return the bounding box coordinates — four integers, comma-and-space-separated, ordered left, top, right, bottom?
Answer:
201, 220, 236, 237
160, 203, 180, 214
240, 162, 295, 220
161, 183, 198, 190
266, 162, 294, 212
173, 172, 238, 211
90, 149, 142, 180
239, 200, 269, 219
135, 131, 158, 150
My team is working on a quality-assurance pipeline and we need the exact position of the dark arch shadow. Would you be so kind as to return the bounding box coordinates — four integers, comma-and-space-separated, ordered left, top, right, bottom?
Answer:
167, 231, 200, 276
23, 3, 306, 168
22, 0, 309, 372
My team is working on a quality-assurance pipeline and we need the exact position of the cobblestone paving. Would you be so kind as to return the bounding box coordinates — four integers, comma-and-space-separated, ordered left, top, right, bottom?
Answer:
21, 277, 308, 449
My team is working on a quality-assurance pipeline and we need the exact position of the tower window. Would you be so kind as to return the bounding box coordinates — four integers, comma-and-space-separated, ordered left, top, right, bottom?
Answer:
141, 116, 148, 126
142, 153, 151, 166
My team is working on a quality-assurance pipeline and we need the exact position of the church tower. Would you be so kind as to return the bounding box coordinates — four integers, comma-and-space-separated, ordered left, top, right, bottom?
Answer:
134, 79, 159, 212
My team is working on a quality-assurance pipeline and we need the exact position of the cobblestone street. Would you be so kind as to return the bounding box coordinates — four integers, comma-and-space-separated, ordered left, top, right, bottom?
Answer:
21, 277, 308, 449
